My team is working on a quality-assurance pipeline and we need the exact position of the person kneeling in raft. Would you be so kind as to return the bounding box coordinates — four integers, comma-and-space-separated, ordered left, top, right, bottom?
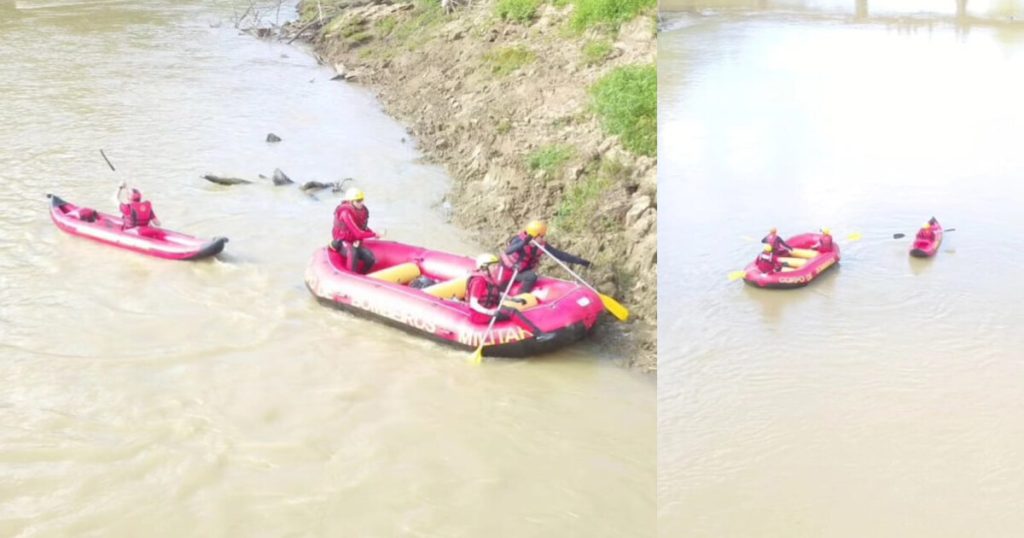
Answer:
331, 187, 378, 274
468, 254, 552, 341
116, 182, 161, 236
754, 244, 784, 274
761, 227, 793, 257
816, 228, 835, 253
916, 222, 936, 242
499, 219, 591, 292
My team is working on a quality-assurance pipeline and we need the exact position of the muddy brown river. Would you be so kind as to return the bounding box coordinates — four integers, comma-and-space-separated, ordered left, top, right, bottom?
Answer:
660, 1, 1024, 536
0, 2, 653, 535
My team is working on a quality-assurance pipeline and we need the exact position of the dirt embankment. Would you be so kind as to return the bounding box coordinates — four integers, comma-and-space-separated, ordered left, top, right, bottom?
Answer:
286, 0, 657, 371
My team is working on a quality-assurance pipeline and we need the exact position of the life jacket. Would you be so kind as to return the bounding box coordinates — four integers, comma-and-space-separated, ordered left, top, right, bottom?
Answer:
499, 231, 543, 273
916, 228, 935, 242
467, 270, 502, 324
818, 234, 834, 252
755, 252, 777, 273
120, 201, 154, 228
332, 201, 370, 242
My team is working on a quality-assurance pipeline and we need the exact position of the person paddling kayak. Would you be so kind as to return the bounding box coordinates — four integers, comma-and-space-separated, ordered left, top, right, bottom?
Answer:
761, 227, 792, 256
116, 182, 161, 233
331, 187, 378, 274
499, 219, 591, 293
916, 221, 936, 242
467, 254, 549, 339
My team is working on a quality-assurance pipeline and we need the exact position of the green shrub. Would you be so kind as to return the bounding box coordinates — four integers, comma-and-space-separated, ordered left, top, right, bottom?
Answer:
590, 64, 656, 156
483, 46, 536, 76
527, 145, 574, 178
496, 0, 543, 23
568, 0, 655, 31
581, 39, 613, 65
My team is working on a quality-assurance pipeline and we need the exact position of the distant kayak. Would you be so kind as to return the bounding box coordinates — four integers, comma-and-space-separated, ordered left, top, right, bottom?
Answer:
304, 240, 604, 357
743, 233, 840, 289
910, 218, 942, 258
47, 194, 227, 260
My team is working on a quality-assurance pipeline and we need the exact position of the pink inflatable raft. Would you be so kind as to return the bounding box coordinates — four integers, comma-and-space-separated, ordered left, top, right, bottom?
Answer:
910, 218, 943, 258
743, 232, 840, 289
304, 239, 605, 357
47, 194, 227, 260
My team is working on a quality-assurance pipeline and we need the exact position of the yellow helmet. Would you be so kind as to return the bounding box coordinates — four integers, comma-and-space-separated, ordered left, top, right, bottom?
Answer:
923, 223, 931, 229
475, 253, 498, 269
525, 220, 548, 237
821, 227, 831, 235
344, 187, 365, 202
763, 244, 773, 253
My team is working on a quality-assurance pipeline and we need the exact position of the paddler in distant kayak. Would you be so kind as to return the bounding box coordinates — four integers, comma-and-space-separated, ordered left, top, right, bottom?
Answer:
816, 228, 835, 253
331, 187, 378, 273
754, 244, 782, 274
916, 221, 936, 243
761, 227, 792, 256
116, 182, 161, 233
499, 219, 591, 293
468, 254, 550, 339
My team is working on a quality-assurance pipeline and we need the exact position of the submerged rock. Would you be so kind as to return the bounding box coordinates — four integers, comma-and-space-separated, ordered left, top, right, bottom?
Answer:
202, 174, 252, 186
272, 168, 293, 186
266, 133, 282, 142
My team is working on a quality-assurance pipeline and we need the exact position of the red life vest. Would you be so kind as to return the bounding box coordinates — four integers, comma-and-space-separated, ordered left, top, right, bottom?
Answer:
500, 231, 543, 273
755, 252, 777, 273
120, 201, 154, 228
332, 202, 370, 242
818, 234, 834, 252
917, 228, 935, 242
467, 271, 501, 324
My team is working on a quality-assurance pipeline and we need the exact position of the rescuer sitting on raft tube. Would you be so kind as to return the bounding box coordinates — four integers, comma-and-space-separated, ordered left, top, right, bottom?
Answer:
468, 254, 551, 341
817, 228, 835, 253
916, 221, 936, 242
499, 219, 591, 293
761, 227, 792, 257
754, 244, 783, 274
116, 182, 161, 233
331, 187, 378, 274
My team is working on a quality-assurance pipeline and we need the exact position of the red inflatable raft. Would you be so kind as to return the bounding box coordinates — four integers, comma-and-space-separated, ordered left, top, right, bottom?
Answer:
743, 232, 840, 289
304, 240, 605, 357
47, 194, 227, 260
910, 218, 942, 258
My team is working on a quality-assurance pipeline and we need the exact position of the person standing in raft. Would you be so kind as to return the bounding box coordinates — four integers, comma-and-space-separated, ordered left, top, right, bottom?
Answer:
116, 182, 161, 233
761, 227, 792, 257
331, 187, 378, 273
499, 219, 591, 293
468, 254, 550, 340
817, 228, 835, 253
755, 244, 782, 274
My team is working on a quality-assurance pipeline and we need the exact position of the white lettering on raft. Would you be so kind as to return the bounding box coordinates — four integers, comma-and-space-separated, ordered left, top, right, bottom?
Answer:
457, 327, 530, 347
349, 296, 438, 334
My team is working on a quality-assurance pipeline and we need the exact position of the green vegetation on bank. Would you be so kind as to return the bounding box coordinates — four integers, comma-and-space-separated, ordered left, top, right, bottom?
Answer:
527, 144, 574, 179
581, 39, 612, 65
496, 0, 542, 22
483, 46, 536, 75
590, 64, 656, 157
554, 158, 628, 233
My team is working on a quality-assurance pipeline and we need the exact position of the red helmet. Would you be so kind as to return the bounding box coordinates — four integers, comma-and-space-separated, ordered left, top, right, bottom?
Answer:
130, 189, 142, 202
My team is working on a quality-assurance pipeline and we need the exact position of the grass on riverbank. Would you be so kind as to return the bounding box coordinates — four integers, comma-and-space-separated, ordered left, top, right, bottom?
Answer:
590, 64, 656, 157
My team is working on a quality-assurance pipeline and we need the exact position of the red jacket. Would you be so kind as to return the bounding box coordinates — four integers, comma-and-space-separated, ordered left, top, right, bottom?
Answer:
916, 228, 935, 242
818, 234, 834, 253
120, 201, 156, 228
467, 270, 501, 324
332, 202, 375, 242
755, 252, 779, 273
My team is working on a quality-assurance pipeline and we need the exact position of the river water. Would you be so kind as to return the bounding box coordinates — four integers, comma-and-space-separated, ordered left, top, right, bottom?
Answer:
0, 2, 654, 536
660, 1, 1024, 536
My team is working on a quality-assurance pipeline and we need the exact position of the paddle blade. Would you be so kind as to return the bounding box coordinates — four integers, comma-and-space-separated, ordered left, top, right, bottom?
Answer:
599, 293, 629, 321
945, 228, 956, 233
846, 232, 863, 242
469, 346, 484, 365
893, 233, 906, 239
728, 270, 747, 282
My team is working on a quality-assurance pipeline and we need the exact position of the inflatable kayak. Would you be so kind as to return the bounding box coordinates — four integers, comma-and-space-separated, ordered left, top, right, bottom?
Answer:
910, 217, 942, 258
47, 194, 227, 260
304, 240, 605, 357
743, 232, 840, 289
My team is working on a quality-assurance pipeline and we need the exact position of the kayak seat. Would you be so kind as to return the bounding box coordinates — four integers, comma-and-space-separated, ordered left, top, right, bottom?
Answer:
421, 275, 468, 300
367, 262, 421, 285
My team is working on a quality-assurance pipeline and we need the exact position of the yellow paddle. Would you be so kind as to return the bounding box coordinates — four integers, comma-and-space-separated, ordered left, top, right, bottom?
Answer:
846, 232, 862, 241
470, 268, 519, 365
530, 240, 629, 321
727, 270, 747, 282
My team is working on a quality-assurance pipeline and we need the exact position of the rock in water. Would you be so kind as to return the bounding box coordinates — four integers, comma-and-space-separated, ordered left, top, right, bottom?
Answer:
202, 174, 252, 186
272, 168, 294, 186
266, 133, 282, 143
300, 181, 334, 192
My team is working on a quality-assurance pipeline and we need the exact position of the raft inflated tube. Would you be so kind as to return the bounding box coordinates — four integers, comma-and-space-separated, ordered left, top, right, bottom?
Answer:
779, 257, 808, 268
502, 293, 538, 311
789, 248, 819, 259
367, 262, 421, 284
422, 276, 468, 299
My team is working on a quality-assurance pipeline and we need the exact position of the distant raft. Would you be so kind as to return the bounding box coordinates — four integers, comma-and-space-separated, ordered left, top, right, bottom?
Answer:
910, 218, 943, 258
743, 232, 840, 289
47, 194, 227, 260
304, 239, 604, 357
